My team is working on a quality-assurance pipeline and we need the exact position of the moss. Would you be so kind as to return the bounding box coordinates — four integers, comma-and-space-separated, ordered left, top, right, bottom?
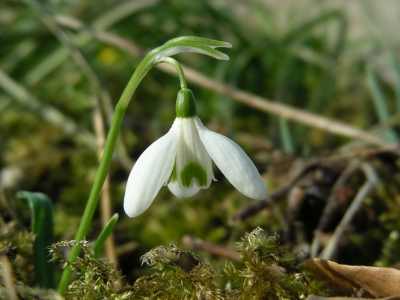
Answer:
0, 230, 62, 299
224, 228, 329, 299
49, 240, 128, 299
1, 227, 330, 299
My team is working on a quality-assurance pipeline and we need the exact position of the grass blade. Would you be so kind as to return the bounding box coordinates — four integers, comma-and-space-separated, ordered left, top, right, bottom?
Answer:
279, 117, 295, 154
93, 213, 119, 258
388, 54, 400, 112
366, 65, 398, 143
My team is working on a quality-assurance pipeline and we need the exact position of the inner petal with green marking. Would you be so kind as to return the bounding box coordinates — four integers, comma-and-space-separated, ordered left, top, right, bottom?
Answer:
180, 162, 207, 187
172, 117, 214, 189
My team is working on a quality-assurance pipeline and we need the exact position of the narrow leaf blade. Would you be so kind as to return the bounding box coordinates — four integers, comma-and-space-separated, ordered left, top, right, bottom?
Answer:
17, 191, 55, 289
93, 213, 119, 258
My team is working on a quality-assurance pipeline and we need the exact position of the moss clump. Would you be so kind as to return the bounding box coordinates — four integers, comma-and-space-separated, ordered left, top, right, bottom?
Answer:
49, 240, 129, 299
137, 242, 223, 299
0, 230, 62, 299
48, 229, 329, 299
49, 239, 221, 299
0, 230, 35, 284
224, 227, 328, 299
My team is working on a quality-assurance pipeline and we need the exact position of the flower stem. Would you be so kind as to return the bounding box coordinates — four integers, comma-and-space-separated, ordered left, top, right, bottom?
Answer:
58, 51, 156, 294
161, 57, 187, 89
58, 37, 231, 293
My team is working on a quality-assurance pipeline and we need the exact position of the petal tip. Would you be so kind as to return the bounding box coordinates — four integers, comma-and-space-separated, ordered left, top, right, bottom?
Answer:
123, 198, 144, 218
252, 186, 267, 200
249, 177, 267, 200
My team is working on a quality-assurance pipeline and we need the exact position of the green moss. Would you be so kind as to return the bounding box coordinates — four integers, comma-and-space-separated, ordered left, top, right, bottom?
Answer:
49, 240, 127, 299
47, 229, 330, 299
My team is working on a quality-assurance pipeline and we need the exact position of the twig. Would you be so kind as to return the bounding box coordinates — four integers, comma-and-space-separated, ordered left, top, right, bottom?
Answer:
168, 64, 392, 148
54, 14, 144, 57
230, 159, 321, 224
115, 241, 138, 256
329, 146, 400, 161
181, 234, 240, 261
0, 254, 18, 300
54, 14, 393, 148
319, 162, 379, 260
91, 96, 119, 276
311, 160, 361, 258
181, 234, 284, 275
336, 111, 400, 156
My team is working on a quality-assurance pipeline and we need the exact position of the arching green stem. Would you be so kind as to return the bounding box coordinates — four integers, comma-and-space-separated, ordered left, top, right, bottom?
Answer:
58, 36, 231, 293
161, 57, 187, 89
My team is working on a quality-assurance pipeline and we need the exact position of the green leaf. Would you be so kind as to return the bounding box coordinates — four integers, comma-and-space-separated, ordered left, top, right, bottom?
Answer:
17, 191, 55, 289
152, 37, 232, 63
93, 213, 119, 258
164, 36, 232, 48
279, 117, 295, 154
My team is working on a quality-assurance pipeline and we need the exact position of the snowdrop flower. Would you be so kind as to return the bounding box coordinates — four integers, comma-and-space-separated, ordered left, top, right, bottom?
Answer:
124, 89, 266, 217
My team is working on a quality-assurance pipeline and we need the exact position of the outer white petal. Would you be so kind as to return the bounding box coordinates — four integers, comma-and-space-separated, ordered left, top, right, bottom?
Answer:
123, 129, 177, 217
168, 181, 200, 198
194, 117, 266, 200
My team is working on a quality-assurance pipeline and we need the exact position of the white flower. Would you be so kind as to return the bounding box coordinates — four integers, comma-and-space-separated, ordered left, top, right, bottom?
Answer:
123, 89, 266, 217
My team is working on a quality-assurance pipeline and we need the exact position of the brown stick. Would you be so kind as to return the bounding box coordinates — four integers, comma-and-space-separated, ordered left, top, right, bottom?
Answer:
91, 96, 119, 273
181, 234, 240, 261
0, 254, 18, 300
230, 159, 321, 224
54, 14, 391, 148
319, 162, 379, 260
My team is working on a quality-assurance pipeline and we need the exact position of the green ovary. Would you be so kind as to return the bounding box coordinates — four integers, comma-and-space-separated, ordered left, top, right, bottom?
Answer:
180, 162, 207, 188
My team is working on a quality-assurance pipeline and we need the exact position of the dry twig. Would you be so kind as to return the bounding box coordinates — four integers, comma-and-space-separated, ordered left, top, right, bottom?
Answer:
0, 254, 18, 300
181, 234, 240, 261
311, 160, 361, 258
319, 162, 379, 260
91, 96, 119, 272
53, 14, 393, 148
230, 159, 321, 224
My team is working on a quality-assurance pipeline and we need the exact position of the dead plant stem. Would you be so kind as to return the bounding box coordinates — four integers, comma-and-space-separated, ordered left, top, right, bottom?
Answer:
55, 14, 393, 148
319, 162, 379, 260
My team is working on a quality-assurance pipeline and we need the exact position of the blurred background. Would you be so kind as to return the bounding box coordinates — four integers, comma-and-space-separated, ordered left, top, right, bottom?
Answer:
1, 0, 400, 284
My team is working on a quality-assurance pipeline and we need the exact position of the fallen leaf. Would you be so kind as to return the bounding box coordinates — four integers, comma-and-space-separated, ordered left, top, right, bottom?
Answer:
306, 296, 400, 300
303, 259, 400, 298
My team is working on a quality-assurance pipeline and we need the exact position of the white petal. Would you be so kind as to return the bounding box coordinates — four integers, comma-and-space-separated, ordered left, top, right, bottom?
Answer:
195, 117, 266, 200
168, 181, 200, 198
175, 118, 213, 189
123, 129, 177, 217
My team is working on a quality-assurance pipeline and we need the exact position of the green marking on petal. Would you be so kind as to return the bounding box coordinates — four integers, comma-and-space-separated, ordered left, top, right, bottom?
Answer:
180, 162, 207, 188
168, 161, 178, 183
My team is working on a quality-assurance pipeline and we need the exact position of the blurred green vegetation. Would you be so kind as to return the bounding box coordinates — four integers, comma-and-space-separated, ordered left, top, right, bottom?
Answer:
1, 0, 400, 291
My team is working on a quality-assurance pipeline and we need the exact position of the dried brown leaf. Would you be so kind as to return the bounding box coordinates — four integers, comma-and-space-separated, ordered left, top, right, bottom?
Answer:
303, 258, 400, 298
306, 295, 400, 300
